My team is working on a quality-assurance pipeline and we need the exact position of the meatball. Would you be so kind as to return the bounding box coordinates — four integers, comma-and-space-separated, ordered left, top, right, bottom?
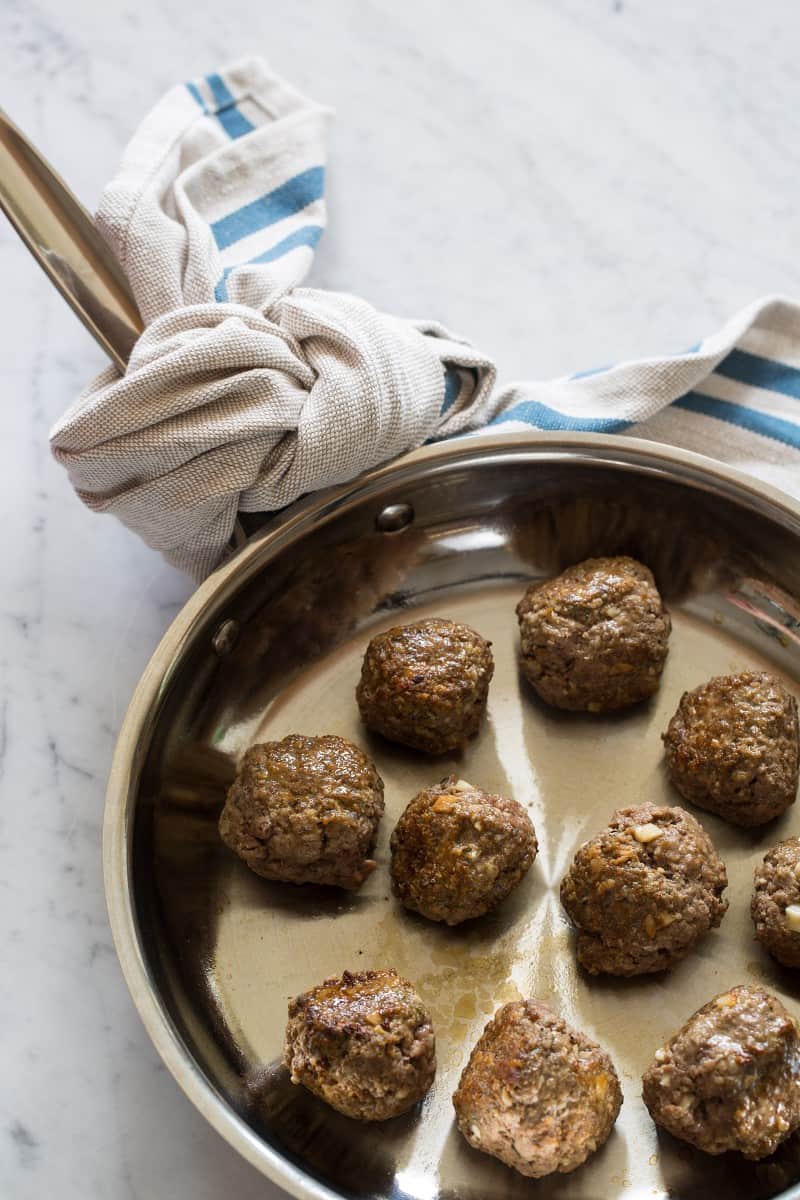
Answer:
218, 734, 384, 889
663, 671, 799, 827
752, 838, 800, 967
515, 555, 671, 712
560, 803, 728, 976
642, 985, 800, 1159
356, 618, 494, 754
513, 552, 671, 710
390, 776, 537, 925
284, 968, 436, 1120
453, 1000, 622, 1177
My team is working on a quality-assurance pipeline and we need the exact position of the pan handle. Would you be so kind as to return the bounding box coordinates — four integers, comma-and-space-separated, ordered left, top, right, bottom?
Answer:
0, 109, 143, 373
0, 111, 252, 552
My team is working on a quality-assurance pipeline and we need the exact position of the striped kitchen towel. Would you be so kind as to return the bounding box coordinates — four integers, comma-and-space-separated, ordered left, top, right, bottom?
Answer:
50, 58, 799, 581
483, 294, 800, 502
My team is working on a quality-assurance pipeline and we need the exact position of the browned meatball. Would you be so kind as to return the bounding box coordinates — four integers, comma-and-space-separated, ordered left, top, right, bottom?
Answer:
663, 671, 799, 827
515, 556, 671, 712
752, 839, 800, 967
453, 1000, 622, 1177
356, 618, 494, 754
560, 803, 728, 976
218, 734, 384, 889
390, 776, 537, 925
284, 969, 436, 1120
642, 985, 800, 1159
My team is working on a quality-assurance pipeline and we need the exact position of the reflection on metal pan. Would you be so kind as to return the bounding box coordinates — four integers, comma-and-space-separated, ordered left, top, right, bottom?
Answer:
105, 432, 800, 1200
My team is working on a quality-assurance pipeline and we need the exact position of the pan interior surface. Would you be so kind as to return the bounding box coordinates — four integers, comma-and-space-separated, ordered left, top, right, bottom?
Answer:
124, 441, 800, 1200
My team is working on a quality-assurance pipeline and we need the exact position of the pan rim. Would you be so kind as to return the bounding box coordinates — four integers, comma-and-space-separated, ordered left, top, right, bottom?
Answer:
102, 430, 800, 1198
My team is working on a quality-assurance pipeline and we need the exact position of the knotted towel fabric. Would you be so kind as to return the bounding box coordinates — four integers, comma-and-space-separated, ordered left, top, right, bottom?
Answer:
50, 59, 800, 580
50, 59, 497, 579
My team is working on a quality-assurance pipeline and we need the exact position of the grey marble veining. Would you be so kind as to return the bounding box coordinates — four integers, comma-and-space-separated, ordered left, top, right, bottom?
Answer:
3, 1, 800, 1196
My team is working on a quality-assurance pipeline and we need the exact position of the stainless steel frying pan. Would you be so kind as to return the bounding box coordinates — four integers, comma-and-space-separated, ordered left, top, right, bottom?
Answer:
6, 113, 800, 1200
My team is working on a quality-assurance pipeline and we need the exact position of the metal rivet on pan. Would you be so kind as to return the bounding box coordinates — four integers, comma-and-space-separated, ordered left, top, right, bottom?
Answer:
212, 619, 239, 656
375, 503, 414, 533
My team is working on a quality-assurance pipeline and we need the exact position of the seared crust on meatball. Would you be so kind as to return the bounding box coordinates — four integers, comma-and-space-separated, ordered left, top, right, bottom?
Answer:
219, 734, 384, 889
663, 671, 799, 827
642, 985, 800, 1159
390, 776, 537, 925
284, 969, 436, 1120
560, 803, 728, 976
356, 619, 494, 754
453, 1000, 622, 1177
515, 556, 671, 712
752, 839, 800, 967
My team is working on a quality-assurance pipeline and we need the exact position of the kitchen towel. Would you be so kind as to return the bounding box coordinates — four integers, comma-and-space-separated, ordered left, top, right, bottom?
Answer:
50, 58, 800, 581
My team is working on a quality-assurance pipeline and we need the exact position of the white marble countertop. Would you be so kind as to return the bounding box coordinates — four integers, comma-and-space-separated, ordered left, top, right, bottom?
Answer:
3, 1, 800, 1196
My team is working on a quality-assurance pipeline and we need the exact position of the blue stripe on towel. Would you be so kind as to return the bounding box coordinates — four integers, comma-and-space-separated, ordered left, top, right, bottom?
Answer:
185, 81, 207, 112
214, 224, 324, 301
488, 400, 631, 433
571, 364, 612, 380
714, 349, 800, 400
247, 223, 323, 265
441, 368, 461, 414
214, 273, 232, 303
211, 167, 325, 250
205, 72, 256, 139
571, 343, 703, 382
675, 391, 800, 450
